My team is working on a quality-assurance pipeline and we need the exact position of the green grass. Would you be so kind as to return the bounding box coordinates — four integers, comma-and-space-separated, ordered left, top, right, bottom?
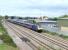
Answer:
43, 30, 68, 39
0, 18, 16, 47
59, 34, 68, 39
0, 44, 19, 50
0, 17, 18, 50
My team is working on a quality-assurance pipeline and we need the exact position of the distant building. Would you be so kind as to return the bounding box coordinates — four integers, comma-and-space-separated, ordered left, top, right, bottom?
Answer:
57, 18, 68, 35
39, 16, 48, 20
36, 20, 60, 32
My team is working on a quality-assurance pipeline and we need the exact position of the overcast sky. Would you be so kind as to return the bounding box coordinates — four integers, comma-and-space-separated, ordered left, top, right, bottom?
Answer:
0, 0, 68, 17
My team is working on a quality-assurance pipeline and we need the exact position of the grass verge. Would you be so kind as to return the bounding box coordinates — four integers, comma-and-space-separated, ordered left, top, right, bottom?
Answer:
0, 17, 17, 48
0, 44, 19, 50
43, 30, 68, 39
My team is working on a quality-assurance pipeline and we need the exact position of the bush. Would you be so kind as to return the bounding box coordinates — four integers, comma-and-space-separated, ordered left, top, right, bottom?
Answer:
37, 30, 43, 33
59, 34, 68, 39
0, 32, 17, 47
59, 34, 64, 37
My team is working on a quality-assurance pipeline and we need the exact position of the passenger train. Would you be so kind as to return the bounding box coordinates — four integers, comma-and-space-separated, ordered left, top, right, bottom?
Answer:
7, 17, 43, 32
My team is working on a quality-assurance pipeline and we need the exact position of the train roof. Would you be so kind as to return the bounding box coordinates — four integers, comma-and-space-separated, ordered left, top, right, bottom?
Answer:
38, 20, 56, 22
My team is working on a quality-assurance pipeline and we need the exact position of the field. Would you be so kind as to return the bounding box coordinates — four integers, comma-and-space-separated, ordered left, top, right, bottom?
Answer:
0, 17, 18, 50
0, 44, 19, 50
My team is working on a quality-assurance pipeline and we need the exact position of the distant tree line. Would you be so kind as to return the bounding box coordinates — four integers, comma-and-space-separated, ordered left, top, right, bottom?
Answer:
0, 14, 68, 20
59, 15, 68, 18
48, 14, 68, 21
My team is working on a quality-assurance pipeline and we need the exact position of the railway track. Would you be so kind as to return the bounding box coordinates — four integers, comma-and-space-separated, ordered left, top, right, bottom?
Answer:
17, 24, 68, 45
11, 22, 68, 46
19, 27, 68, 49
5, 22, 55, 50
5, 23, 38, 50
7, 21, 68, 50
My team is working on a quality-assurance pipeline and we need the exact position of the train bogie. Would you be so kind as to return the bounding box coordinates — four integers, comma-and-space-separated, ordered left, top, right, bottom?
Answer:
32, 25, 38, 30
